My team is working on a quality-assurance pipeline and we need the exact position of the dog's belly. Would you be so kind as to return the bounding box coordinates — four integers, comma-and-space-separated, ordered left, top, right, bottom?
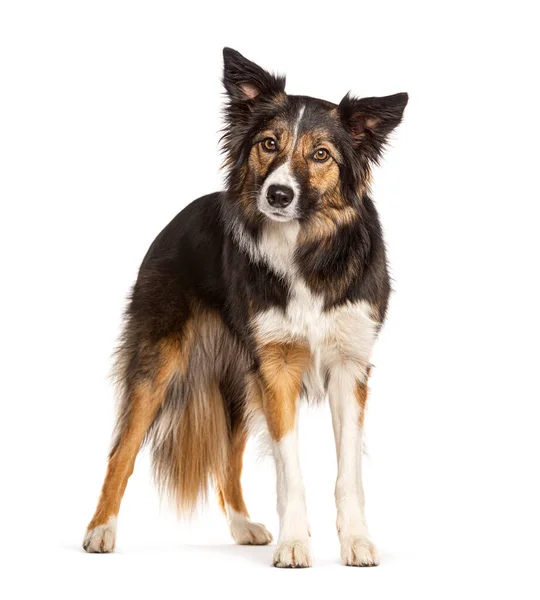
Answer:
253, 281, 378, 399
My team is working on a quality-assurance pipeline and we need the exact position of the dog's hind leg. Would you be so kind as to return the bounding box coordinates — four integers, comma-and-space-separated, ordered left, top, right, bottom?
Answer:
217, 425, 273, 545
83, 339, 179, 553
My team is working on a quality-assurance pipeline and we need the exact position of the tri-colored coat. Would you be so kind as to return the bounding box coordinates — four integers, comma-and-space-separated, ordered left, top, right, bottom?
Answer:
83, 48, 408, 568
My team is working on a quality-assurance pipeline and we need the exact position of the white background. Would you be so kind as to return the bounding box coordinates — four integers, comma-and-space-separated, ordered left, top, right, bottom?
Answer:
1, 1, 539, 598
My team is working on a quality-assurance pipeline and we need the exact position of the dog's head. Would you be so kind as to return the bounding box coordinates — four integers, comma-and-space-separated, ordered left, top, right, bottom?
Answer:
222, 48, 407, 227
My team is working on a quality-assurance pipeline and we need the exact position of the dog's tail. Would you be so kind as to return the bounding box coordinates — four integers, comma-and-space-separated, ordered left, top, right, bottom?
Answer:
148, 377, 230, 515
112, 310, 244, 516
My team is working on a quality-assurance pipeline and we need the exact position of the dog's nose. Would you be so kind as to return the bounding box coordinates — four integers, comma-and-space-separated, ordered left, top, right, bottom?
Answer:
267, 184, 294, 208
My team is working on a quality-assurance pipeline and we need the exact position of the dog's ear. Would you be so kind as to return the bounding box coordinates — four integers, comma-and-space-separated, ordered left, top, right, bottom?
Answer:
221, 49, 286, 173
339, 92, 408, 162
223, 48, 285, 106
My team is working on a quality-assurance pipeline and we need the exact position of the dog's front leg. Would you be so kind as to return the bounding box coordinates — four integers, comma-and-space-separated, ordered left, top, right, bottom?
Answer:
258, 342, 312, 568
328, 365, 380, 566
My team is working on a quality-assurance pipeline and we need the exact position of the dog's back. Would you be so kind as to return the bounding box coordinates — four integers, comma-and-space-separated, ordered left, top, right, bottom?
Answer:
83, 48, 407, 567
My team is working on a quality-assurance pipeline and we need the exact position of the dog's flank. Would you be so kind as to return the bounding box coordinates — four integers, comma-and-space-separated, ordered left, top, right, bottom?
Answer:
83, 47, 407, 567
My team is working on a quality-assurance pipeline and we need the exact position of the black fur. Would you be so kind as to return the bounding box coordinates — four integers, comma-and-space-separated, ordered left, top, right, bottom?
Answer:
122, 48, 408, 368
84, 49, 408, 553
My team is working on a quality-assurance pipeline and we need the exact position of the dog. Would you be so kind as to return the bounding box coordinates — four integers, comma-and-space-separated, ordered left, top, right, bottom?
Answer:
83, 47, 408, 567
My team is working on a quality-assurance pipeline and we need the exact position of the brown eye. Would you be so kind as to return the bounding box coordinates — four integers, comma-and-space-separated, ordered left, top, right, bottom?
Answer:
313, 148, 330, 162
262, 138, 277, 152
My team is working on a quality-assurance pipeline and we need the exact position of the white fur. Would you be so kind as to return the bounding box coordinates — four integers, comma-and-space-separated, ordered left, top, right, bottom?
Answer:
235, 115, 379, 564
229, 217, 299, 275
258, 162, 301, 221
255, 297, 376, 378
83, 516, 117, 553
225, 505, 273, 545
329, 368, 379, 566
252, 224, 378, 391
259, 282, 379, 566
248, 215, 379, 567
272, 426, 312, 568
247, 210, 377, 380
292, 105, 306, 143
253, 219, 299, 276
258, 106, 305, 222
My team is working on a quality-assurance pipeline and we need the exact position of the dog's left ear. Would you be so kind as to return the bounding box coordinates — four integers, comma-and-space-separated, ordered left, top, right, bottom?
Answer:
223, 48, 286, 106
339, 92, 408, 161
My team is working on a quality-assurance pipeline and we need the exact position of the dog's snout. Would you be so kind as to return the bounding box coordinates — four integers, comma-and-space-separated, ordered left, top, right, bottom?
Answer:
266, 184, 294, 209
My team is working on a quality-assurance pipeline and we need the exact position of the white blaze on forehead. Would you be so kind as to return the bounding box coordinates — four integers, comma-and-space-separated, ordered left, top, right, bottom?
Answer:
258, 105, 306, 220
292, 105, 306, 148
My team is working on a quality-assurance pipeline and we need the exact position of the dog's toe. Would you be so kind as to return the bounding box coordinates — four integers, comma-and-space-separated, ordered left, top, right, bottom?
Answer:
273, 539, 312, 568
340, 535, 379, 567
83, 517, 117, 553
230, 519, 273, 545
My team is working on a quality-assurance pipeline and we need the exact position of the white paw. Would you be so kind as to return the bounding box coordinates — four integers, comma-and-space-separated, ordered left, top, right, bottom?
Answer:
340, 535, 379, 567
83, 517, 117, 553
230, 519, 273, 545
273, 539, 312, 568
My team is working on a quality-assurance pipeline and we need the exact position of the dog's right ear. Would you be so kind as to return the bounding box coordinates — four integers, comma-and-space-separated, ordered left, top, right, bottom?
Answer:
222, 48, 286, 106
221, 49, 285, 173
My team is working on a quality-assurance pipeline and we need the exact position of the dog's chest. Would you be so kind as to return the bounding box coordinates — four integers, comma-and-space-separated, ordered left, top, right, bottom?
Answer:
254, 278, 376, 362
249, 222, 377, 373
256, 276, 326, 346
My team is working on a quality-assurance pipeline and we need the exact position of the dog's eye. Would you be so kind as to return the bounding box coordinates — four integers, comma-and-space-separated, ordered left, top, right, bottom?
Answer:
262, 138, 277, 152
313, 148, 330, 162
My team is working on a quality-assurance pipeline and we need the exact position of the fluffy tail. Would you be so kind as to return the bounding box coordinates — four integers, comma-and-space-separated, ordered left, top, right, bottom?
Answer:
112, 309, 246, 516
148, 378, 230, 514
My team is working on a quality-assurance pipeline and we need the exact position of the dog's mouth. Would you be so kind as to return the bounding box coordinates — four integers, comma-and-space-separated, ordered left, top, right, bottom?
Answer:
263, 208, 296, 222
257, 196, 298, 222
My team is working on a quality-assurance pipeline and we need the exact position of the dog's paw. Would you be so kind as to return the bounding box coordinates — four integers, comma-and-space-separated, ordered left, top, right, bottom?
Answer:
273, 539, 312, 568
340, 535, 379, 567
83, 517, 117, 553
230, 519, 273, 545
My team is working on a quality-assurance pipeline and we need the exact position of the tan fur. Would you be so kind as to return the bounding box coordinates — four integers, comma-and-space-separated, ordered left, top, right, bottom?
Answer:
249, 121, 357, 246
247, 119, 293, 180
154, 380, 229, 513
87, 340, 180, 529
354, 366, 372, 427
216, 426, 249, 517
273, 91, 288, 105
300, 202, 357, 243
298, 204, 362, 304
88, 310, 250, 527
248, 123, 343, 205
258, 342, 311, 440
238, 113, 370, 236
248, 143, 275, 180
306, 159, 340, 195
242, 117, 363, 303
295, 130, 359, 251
149, 311, 248, 514
243, 369, 265, 427
295, 130, 342, 193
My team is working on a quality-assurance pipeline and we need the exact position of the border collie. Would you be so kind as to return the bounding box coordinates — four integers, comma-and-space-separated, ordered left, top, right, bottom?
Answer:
83, 48, 408, 568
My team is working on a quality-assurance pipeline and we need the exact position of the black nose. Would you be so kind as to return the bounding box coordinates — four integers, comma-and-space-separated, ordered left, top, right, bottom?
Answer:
267, 184, 294, 208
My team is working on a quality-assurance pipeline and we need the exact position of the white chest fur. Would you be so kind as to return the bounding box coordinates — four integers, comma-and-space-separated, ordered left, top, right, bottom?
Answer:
242, 221, 378, 393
